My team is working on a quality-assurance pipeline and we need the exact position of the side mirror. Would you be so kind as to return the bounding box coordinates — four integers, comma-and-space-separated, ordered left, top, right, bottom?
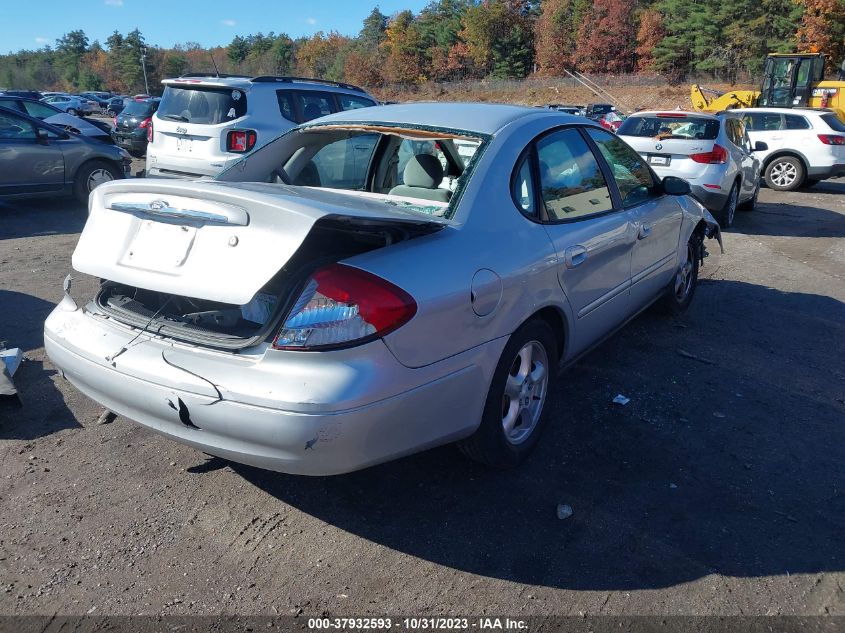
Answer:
753, 141, 768, 151
662, 176, 691, 196
35, 128, 49, 144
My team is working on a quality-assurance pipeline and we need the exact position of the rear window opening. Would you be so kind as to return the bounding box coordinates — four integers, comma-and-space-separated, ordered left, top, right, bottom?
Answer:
618, 116, 719, 140
820, 113, 845, 133
93, 219, 436, 350
158, 86, 247, 125
122, 101, 158, 117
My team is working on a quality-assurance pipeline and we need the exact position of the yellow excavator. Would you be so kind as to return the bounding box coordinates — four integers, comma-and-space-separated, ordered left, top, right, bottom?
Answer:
691, 53, 845, 122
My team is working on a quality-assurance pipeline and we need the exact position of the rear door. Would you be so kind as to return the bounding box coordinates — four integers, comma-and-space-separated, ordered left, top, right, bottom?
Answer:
742, 112, 783, 163
518, 126, 636, 352
586, 127, 683, 306
0, 109, 64, 194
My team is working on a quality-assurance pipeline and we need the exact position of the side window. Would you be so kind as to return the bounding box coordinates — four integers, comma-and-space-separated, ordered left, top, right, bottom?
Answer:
0, 111, 36, 139
586, 128, 657, 207
296, 91, 336, 122
536, 128, 612, 220
23, 101, 57, 119
338, 94, 375, 111
298, 133, 379, 190
785, 115, 810, 130
275, 90, 295, 122
511, 153, 536, 216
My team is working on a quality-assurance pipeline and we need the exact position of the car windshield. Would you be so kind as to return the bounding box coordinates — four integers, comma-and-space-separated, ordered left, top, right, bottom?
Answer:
122, 101, 157, 117
618, 115, 720, 140
158, 86, 247, 124
820, 113, 845, 132
238, 126, 485, 219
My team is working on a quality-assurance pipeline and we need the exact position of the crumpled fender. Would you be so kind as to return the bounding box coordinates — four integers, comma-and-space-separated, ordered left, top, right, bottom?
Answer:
676, 194, 724, 254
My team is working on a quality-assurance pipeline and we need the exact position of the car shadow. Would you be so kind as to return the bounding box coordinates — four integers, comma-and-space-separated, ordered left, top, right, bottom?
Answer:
0, 290, 81, 439
0, 197, 87, 241
732, 179, 845, 238
232, 279, 845, 590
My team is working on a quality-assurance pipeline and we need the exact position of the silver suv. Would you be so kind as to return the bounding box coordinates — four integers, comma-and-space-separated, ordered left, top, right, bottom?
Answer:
146, 75, 377, 180
618, 111, 765, 227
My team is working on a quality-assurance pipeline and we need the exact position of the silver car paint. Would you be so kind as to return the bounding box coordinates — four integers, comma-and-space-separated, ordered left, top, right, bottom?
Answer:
45, 104, 720, 475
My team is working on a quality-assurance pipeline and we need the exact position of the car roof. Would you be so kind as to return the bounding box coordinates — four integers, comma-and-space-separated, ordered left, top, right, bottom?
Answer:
161, 74, 369, 95
628, 110, 723, 120
307, 102, 577, 135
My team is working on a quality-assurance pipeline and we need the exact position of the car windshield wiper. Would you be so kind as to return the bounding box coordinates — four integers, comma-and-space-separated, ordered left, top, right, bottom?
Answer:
162, 114, 189, 122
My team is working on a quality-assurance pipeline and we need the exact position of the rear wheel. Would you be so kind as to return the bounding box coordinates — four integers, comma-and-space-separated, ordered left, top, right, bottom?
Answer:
764, 156, 804, 191
67, 108, 78, 116
718, 182, 739, 228
459, 319, 557, 468
73, 160, 121, 204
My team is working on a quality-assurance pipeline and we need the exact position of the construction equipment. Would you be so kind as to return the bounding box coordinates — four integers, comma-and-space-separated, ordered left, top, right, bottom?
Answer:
691, 53, 845, 122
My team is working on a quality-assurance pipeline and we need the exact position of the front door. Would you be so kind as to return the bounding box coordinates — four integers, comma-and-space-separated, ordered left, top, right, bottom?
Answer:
585, 127, 684, 306
0, 110, 65, 195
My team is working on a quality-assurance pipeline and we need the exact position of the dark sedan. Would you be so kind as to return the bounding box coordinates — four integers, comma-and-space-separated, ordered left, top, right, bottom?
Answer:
112, 98, 159, 157
0, 105, 131, 203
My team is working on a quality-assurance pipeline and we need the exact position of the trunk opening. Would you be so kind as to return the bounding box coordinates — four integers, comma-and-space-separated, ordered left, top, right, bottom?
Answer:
92, 218, 436, 351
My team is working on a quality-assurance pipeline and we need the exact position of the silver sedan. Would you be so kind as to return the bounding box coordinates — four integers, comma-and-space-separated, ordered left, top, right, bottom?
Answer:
44, 103, 722, 475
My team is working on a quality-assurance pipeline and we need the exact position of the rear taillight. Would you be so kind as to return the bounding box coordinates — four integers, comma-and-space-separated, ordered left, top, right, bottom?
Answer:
817, 134, 845, 145
272, 264, 417, 351
226, 129, 257, 153
690, 143, 728, 164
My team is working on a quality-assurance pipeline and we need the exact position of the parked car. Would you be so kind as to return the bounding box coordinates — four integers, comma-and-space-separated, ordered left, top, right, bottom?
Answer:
739, 107, 845, 190
617, 110, 764, 227
145, 74, 378, 179
0, 96, 113, 143
585, 103, 615, 120
45, 103, 722, 476
78, 92, 110, 110
112, 98, 160, 157
41, 94, 95, 116
0, 89, 43, 100
105, 96, 125, 117
598, 110, 625, 132
0, 105, 130, 203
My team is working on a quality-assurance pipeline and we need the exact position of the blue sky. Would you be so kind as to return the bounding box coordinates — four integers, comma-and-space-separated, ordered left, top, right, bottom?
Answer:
3, 0, 430, 54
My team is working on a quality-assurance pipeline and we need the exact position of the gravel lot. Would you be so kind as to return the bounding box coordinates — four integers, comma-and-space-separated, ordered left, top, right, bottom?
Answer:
0, 178, 843, 617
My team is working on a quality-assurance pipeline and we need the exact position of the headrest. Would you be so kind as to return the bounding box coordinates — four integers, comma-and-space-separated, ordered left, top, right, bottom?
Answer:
404, 154, 444, 189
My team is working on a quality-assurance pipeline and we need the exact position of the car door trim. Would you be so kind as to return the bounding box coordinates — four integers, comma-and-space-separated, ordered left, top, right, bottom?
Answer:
576, 277, 631, 319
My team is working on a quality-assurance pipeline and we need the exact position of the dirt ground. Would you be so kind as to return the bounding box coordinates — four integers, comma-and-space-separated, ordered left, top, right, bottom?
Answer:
0, 176, 843, 618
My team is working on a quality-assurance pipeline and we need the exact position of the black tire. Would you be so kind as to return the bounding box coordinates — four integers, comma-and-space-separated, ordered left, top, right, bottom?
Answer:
73, 160, 122, 204
459, 319, 558, 468
738, 180, 759, 211
659, 233, 701, 315
764, 156, 804, 191
67, 108, 78, 116
717, 182, 739, 228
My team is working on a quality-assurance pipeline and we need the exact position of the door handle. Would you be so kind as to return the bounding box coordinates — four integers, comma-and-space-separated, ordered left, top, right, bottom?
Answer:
564, 245, 587, 268
638, 224, 652, 240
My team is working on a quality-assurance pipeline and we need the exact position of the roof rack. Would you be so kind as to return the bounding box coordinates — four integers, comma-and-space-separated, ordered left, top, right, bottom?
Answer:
250, 76, 366, 93
177, 73, 251, 79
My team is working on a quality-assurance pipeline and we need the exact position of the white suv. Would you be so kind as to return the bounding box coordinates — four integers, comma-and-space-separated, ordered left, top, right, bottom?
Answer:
740, 107, 845, 190
146, 75, 378, 180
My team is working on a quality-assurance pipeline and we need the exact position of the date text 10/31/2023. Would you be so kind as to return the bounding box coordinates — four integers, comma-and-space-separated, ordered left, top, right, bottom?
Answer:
307, 618, 529, 630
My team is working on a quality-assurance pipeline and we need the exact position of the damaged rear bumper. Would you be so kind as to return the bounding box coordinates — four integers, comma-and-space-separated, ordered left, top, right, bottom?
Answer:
44, 306, 503, 475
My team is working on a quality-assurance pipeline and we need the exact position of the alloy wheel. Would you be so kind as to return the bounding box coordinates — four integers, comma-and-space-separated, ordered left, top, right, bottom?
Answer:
501, 340, 549, 445
770, 161, 798, 188
674, 243, 695, 302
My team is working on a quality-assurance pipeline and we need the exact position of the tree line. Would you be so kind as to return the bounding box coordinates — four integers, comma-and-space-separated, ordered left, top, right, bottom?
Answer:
1, 0, 843, 95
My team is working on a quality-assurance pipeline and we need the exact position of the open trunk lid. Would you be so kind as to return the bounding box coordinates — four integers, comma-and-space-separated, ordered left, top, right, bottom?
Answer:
74, 179, 446, 305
